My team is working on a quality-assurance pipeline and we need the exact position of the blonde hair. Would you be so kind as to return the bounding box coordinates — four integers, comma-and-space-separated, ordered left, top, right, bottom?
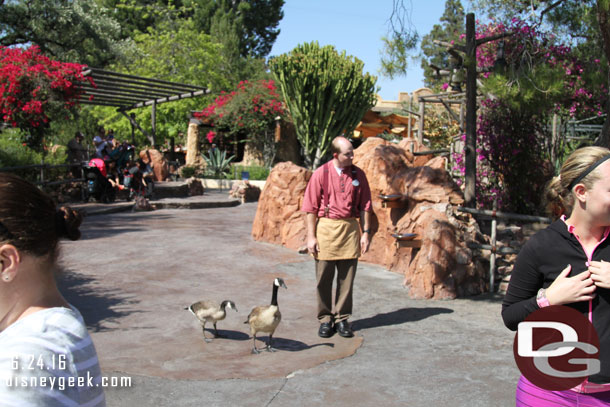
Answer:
544, 146, 610, 218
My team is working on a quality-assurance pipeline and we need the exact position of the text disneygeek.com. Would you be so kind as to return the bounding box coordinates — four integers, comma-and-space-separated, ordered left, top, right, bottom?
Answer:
5, 373, 132, 391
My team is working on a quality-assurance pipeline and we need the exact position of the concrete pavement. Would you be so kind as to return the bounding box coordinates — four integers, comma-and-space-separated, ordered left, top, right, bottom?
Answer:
56, 201, 520, 406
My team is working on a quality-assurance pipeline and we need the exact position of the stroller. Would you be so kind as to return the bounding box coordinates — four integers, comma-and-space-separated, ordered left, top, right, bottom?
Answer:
83, 160, 116, 203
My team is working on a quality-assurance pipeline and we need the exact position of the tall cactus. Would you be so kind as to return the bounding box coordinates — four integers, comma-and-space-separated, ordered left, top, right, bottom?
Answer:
269, 41, 377, 169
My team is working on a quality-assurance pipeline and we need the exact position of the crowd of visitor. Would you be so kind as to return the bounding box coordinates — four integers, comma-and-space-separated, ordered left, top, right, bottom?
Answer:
66, 128, 155, 201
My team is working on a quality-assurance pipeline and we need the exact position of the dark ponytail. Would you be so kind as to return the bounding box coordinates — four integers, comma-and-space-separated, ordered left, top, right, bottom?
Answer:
0, 173, 82, 258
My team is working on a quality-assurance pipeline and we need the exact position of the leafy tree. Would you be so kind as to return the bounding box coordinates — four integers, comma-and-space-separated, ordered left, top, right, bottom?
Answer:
85, 18, 229, 147
470, 0, 610, 146
270, 41, 377, 169
191, 0, 284, 58
95, 0, 189, 38
419, 0, 465, 90
0, 0, 133, 67
95, 0, 281, 84
380, 0, 419, 78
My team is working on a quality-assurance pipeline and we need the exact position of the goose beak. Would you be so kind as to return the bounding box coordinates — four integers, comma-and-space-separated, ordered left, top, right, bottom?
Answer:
280, 281, 287, 289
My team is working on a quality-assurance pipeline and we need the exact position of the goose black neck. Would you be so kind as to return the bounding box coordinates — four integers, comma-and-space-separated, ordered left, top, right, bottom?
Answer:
271, 283, 279, 306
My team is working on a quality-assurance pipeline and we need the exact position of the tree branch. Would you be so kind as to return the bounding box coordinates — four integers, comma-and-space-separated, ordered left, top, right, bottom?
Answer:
432, 39, 466, 53
535, 0, 567, 27
476, 31, 514, 46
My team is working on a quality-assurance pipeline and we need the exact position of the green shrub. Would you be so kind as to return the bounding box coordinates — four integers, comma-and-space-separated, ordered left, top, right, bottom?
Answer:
180, 165, 197, 179
231, 165, 269, 180
0, 130, 68, 182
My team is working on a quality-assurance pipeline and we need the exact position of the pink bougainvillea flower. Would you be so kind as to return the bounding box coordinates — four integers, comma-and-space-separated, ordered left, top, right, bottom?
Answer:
206, 130, 216, 143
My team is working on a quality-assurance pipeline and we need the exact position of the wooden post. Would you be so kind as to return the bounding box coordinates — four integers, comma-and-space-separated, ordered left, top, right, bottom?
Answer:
489, 199, 497, 293
120, 111, 152, 146
459, 101, 465, 131
407, 93, 413, 138
418, 98, 425, 145
551, 113, 558, 164
40, 158, 44, 186
464, 13, 477, 208
130, 113, 136, 146
151, 100, 157, 148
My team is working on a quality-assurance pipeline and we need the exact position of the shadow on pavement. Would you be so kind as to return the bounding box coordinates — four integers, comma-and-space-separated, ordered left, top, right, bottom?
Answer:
352, 307, 453, 331
57, 270, 139, 332
80, 213, 174, 240
202, 329, 250, 341
253, 336, 335, 352
466, 292, 505, 303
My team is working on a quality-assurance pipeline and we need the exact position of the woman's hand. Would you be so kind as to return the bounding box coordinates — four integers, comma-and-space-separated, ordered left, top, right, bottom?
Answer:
589, 260, 610, 289
545, 264, 596, 305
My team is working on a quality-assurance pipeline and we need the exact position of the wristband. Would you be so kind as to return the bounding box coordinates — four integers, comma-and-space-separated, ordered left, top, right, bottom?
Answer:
536, 288, 550, 308
363, 229, 371, 234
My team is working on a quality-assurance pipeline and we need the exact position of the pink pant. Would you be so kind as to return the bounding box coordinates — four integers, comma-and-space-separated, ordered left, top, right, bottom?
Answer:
516, 376, 610, 406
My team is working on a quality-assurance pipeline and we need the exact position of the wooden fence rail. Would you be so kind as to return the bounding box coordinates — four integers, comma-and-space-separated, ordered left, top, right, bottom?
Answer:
457, 205, 551, 293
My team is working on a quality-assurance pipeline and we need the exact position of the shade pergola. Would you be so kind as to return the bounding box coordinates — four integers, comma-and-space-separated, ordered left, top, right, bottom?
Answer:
77, 67, 210, 146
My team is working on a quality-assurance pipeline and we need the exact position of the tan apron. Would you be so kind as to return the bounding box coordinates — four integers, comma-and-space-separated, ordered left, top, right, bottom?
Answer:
316, 217, 360, 260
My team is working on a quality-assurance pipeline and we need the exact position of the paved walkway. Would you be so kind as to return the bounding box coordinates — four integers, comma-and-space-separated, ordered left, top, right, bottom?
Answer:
56, 200, 520, 406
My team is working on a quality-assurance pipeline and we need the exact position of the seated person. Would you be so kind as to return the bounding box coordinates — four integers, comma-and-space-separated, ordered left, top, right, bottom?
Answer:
128, 160, 153, 198
105, 160, 124, 191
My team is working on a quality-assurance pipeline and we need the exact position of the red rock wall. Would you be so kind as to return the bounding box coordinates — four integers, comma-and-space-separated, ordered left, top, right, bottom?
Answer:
252, 162, 311, 250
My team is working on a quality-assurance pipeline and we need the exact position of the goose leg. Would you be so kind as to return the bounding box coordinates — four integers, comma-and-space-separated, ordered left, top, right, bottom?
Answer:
266, 334, 277, 352
251, 334, 261, 354
202, 322, 212, 343
213, 322, 221, 338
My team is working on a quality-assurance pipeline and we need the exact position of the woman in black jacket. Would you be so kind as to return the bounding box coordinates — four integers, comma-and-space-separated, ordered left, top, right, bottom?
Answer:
503, 146, 610, 405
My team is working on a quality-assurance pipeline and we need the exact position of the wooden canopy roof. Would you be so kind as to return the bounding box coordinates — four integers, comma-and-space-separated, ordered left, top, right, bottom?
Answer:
77, 68, 209, 111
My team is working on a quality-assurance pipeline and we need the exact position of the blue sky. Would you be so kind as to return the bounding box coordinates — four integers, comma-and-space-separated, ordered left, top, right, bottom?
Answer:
270, 0, 474, 100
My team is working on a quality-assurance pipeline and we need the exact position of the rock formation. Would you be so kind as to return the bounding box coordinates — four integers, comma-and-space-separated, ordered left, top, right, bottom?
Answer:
187, 177, 205, 196
229, 180, 261, 203
251, 138, 488, 299
251, 162, 310, 250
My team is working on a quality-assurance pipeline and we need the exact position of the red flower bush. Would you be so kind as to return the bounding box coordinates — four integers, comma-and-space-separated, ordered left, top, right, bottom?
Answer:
195, 79, 285, 140
0, 45, 94, 149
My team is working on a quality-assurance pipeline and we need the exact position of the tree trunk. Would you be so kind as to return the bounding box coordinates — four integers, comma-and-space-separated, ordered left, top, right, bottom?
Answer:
312, 146, 323, 169
596, 1, 610, 147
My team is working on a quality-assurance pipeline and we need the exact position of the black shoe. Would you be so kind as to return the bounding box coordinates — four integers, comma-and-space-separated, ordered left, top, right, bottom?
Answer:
318, 322, 334, 338
336, 320, 354, 338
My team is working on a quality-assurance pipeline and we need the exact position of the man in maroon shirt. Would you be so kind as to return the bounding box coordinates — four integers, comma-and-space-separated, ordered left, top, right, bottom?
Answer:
302, 137, 372, 338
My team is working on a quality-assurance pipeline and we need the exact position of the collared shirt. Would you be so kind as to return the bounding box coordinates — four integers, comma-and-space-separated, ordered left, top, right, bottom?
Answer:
302, 161, 372, 219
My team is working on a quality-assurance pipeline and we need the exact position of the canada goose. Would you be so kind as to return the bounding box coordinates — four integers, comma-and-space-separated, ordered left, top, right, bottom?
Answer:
186, 300, 237, 342
245, 277, 287, 354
